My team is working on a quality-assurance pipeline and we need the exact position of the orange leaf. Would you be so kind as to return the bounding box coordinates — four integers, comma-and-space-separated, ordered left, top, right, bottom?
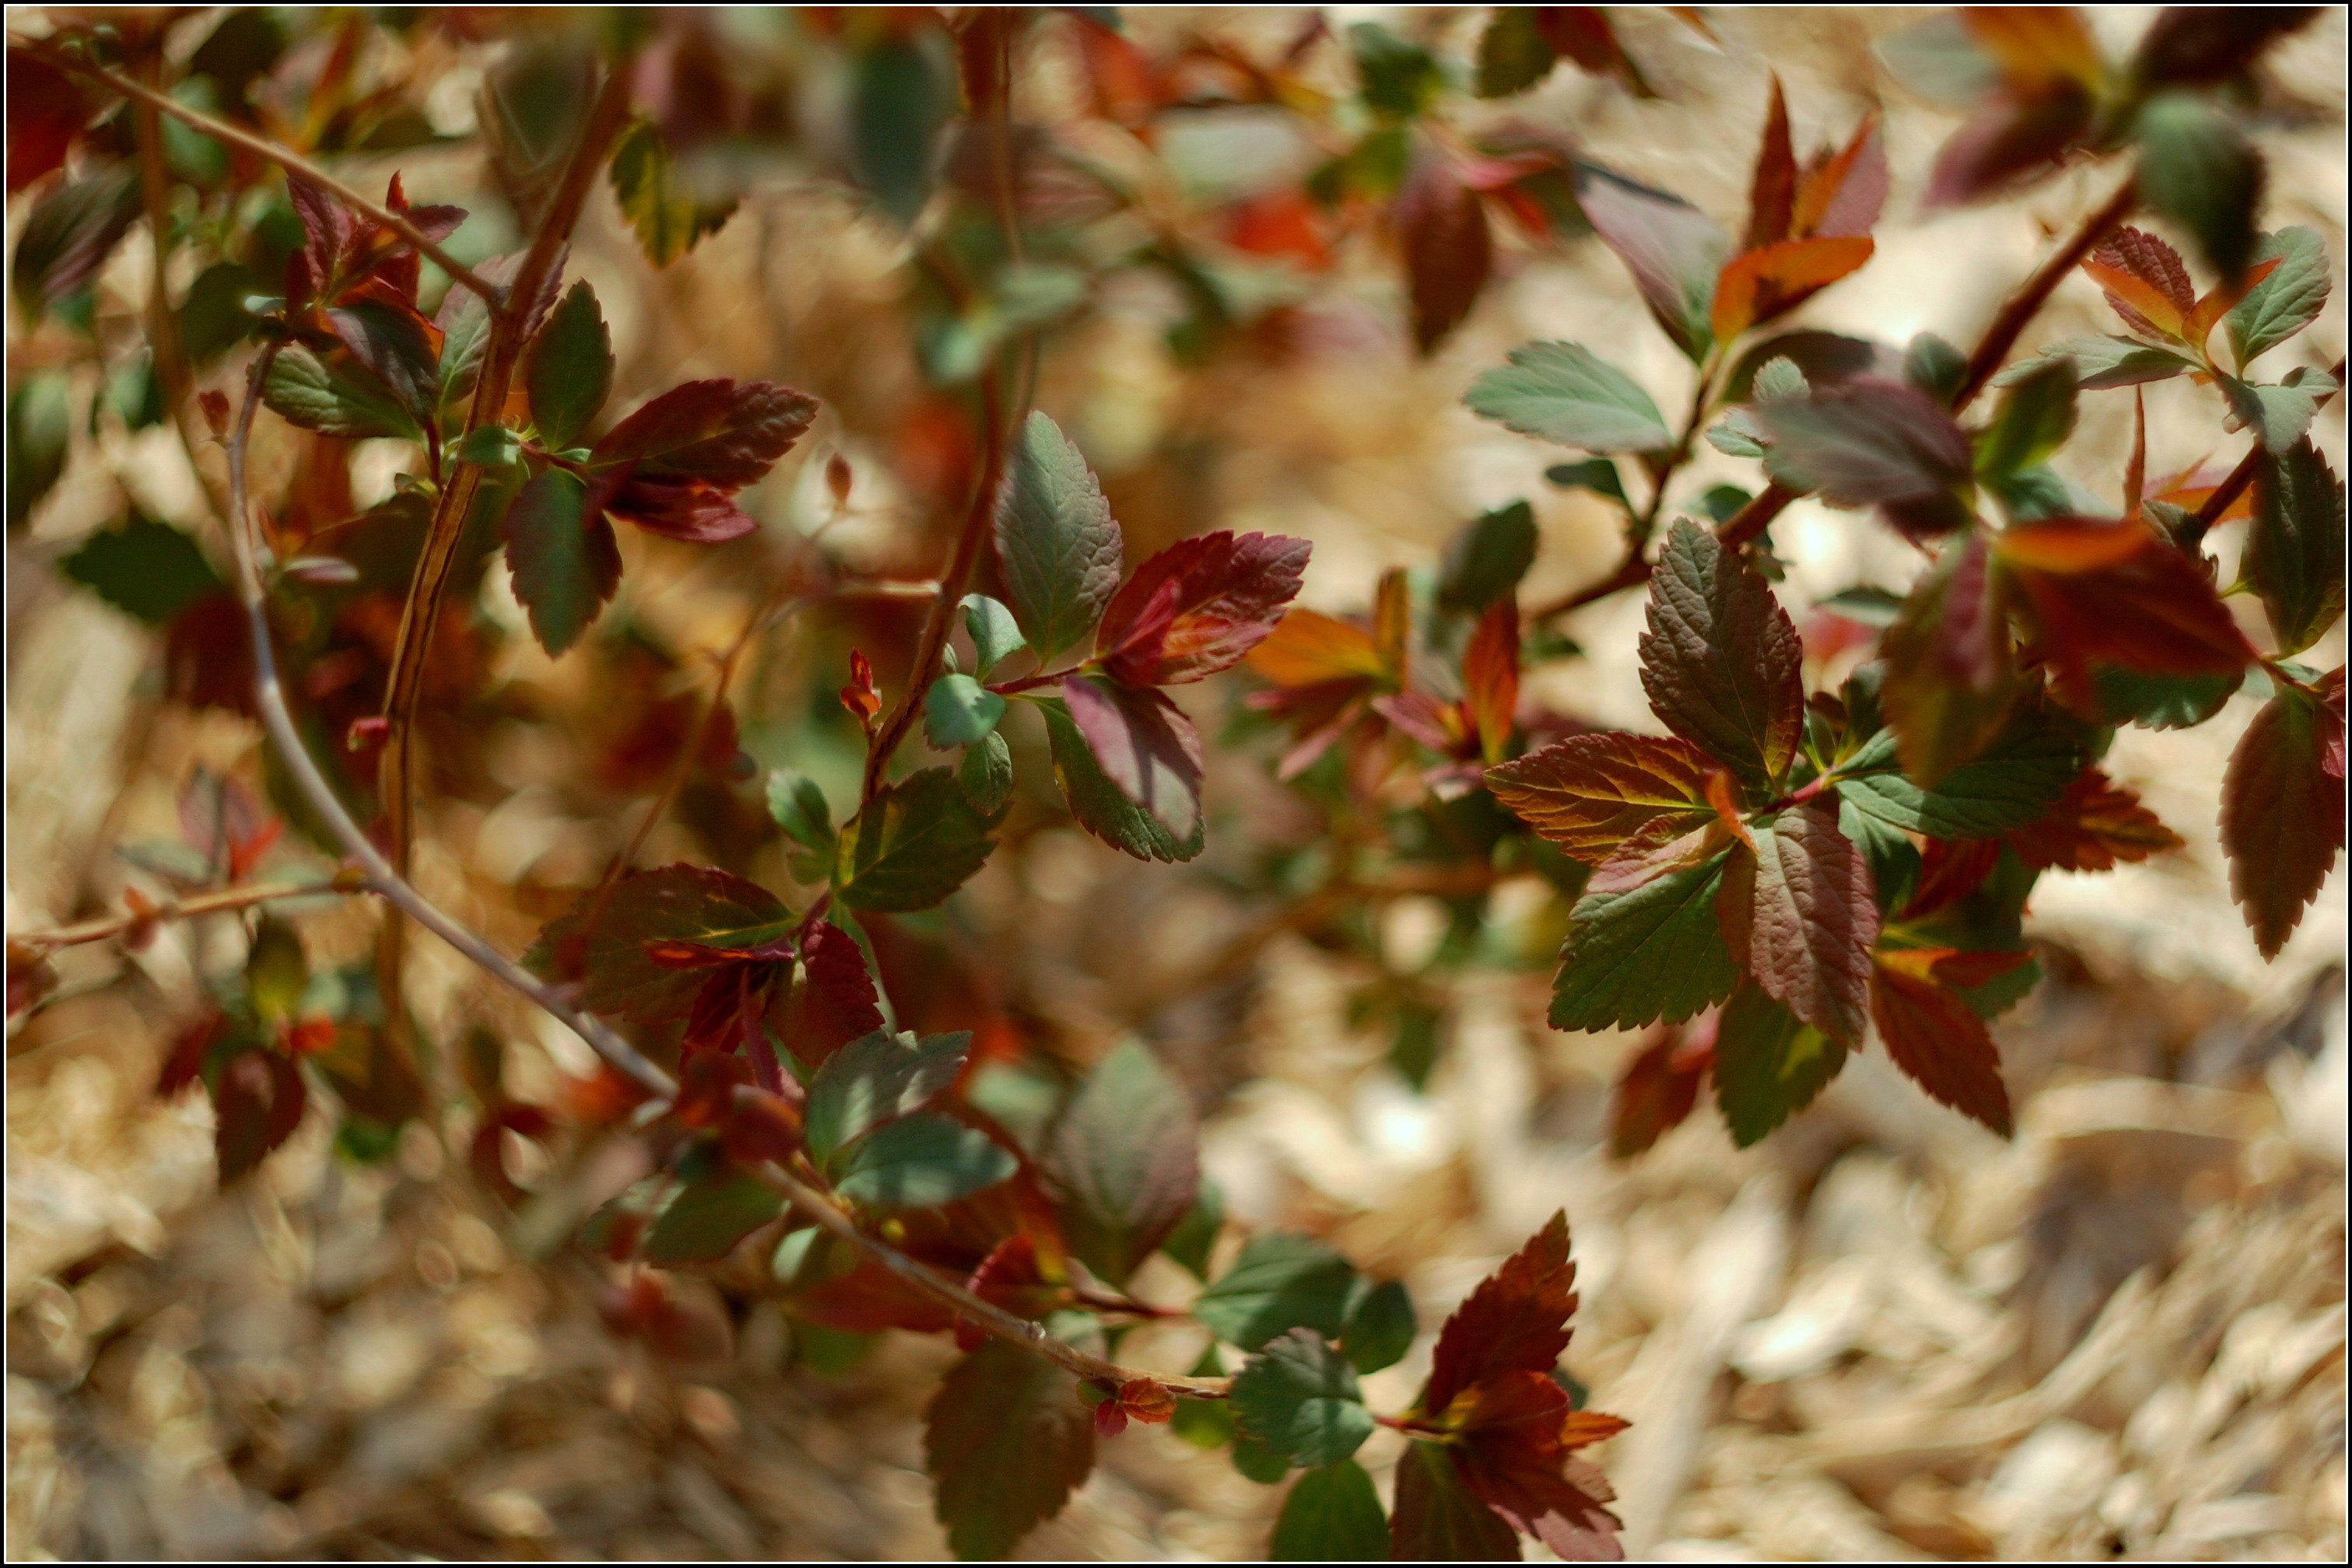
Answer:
1791, 114, 1888, 239
1561, 1409, 1633, 1449
2081, 257, 2189, 344
1711, 235, 1875, 341
1992, 516, 2158, 572
1246, 607, 1385, 688
1868, 961, 2014, 1135
1463, 597, 1521, 763
2186, 253, 2283, 345
1962, 6, 2104, 94
1423, 1211, 1580, 1416
1486, 732, 1719, 859
2005, 767, 2185, 870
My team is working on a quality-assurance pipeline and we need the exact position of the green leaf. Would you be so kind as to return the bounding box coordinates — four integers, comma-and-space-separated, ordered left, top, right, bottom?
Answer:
1475, 6, 1558, 98
502, 468, 621, 656
1350, 22, 1446, 118
1231, 1329, 1373, 1469
1549, 853, 1741, 1032
1575, 163, 1731, 363
1272, 1461, 1390, 1561
245, 915, 309, 1024
835, 768, 996, 912
831, 1113, 1016, 1212
8, 369, 73, 529
1040, 1038, 1199, 1287
1193, 1234, 1360, 1351
925, 1341, 1095, 1561
2002, 334, 2193, 390
1341, 1279, 1415, 1374
2227, 227, 2330, 369
806, 1028, 971, 1166
642, 1174, 785, 1265
1711, 981, 1846, 1146
455, 424, 523, 468
2091, 666, 2243, 730
61, 515, 225, 625
1904, 331, 1969, 404
1836, 721, 2081, 838
1973, 359, 2077, 480
2134, 93, 2263, 278
958, 730, 1013, 815
961, 592, 1026, 677
1437, 500, 1539, 614
925, 673, 1006, 748
525, 278, 614, 446
765, 767, 836, 849
1041, 697, 1204, 863
263, 345, 421, 439
1545, 457, 1629, 509
992, 411, 1123, 661
609, 120, 735, 266
2221, 366, 2337, 456
2245, 438, 2345, 656
851, 34, 950, 224
1465, 341, 1674, 453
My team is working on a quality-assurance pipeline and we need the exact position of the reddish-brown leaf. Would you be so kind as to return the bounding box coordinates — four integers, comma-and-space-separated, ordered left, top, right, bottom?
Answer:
1424, 1210, 1579, 1416
1608, 1019, 1714, 1159
600, 475, 759, 542
774, 919, 886, 1066
2005, 767, 2184, 870
1451, 1370, 1625, 1562
213, 1048, 307, 1185
1924, 89, 2095, 208
6, 50, 86, 193
591, 378, 818, 487
1710, 235, 1875, 342
526, 865, 793, 1024
1391, 1439, 1521, 1562
1639, 521, 1808, 797
2221, 686, 2346, 957
1791, 115, 1888, 239
1094, 530, 1311, 685
1486, 732, 1720, 860
1717, 796, 1878, 1047
1584, 812, 1736, 897
1394, 145, 1494, 354
1063, 673, 1203, 842
1744, 76, 1797, 252
1903, 835, 2004, 919
1463, 597, 1521, 763
1869, 953, 2014, 1135
1996, 518, 2255, 708
925, 1340, 1097, 1560
1575, 164, 1732, 360
2084, 226, 2195, 341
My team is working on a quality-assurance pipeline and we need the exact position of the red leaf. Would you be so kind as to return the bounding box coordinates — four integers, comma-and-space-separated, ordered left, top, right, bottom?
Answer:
602, 476, 758, 542
6, 50, 87, 193
1391, 1439, 1522, 1561
158, 1010, 228, 1099
1486, 732, 1720, 860
1453, 1370, 1626, 1563
2005, 767, 2184, 870
775, 919, 885, 1066
1584, 811, 1735, 896
1424, 1210, 1580, 1416
1393, 145, 1494, 354
1094, 530, 1311, 685
1717, 797, 1878, 1047
1462, 597, 1521, 763
1062, 673, 1203, 842
925, 1341, 1097, 1560
2221, 686, 2346, 957
790, 1256, 960, 1335
1118, 1377, 1176, 1424
840, 648, 880, 728
1995, 518, 2254, 709
1575, 164, 1732, 360
1869, 954, 2014, 1136
590, 379, 818, 488
213, 1048, 307, 1184
1711, 235, 1876, 341
1903, 836, 2003, 919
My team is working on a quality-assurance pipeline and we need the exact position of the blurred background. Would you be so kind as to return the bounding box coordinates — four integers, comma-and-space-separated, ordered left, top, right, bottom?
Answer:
7, 6, 2346, 1560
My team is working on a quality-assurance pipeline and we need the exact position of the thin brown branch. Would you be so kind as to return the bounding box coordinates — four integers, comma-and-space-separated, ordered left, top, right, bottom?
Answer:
222, 351, 1220, 1399
129, 43, 197, 457
11, 878, 363, 951
11, 30, 501, 303
1954, 174, 2137, 414
2178, 355, 2345, 552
